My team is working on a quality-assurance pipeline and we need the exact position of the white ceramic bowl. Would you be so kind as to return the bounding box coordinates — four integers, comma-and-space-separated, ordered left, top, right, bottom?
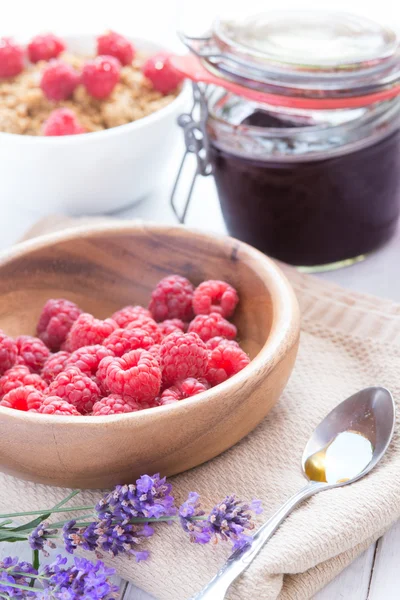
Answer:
0, 35, 190, 215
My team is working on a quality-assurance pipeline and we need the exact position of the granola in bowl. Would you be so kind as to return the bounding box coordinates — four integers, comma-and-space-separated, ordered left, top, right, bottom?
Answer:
0, 31, 183, 136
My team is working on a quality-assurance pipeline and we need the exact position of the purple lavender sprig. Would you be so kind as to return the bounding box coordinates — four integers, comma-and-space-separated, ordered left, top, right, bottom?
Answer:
0, 556, 37, 599
28, 522, 58, 556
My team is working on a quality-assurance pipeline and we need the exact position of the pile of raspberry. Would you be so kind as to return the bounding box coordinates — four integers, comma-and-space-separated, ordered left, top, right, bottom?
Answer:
0, 275, 249, 417
0, 31, 183, 136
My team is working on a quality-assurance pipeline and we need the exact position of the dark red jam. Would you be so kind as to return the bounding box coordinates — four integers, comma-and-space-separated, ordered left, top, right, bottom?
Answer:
209, 111, 400, 267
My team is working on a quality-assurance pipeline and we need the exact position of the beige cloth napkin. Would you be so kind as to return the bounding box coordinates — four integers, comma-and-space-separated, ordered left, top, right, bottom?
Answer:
1, 216, 400, 600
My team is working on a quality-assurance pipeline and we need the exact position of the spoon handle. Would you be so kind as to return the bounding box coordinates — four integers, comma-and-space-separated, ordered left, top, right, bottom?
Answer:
191, 482, 323, 600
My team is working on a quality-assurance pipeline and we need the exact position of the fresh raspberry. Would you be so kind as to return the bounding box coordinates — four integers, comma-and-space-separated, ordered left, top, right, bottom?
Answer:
111, 305, 151, 328
142, 52, 183, 94
46, 366, 100, 414
37, 298, 82, 351
82, 55, 120, 99
102, 350, 161, 403
40, 61, 80, 101
159, 331, 208, 386
206, 337, 240, 351
193, 280, 239, 318
126, 317, 161, 343
188, 313, 237, 342
16, 335, 50, 373
27, 33, 65, 63
0, 330, 18, 375
1, 386, 44, 412
0, 38, 24, 78
92, 394, 143, 416
41, 351, 70, 383
103, 328, 154, 357
158, 319, 185, 338
0, 364, 47, 397
43, 108, 85, 136
66, 313, 118, 352
96, 31, 135, 66
149, 275, 194, 322
39, 396, 81, 416
159, 377, 209, 405
67, 345, 114, 379
206, 342, 250, 386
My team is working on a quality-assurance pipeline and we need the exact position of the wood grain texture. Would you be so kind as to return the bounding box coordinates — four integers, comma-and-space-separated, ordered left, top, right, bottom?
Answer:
0, 222, 300, 489
368, 520, 400, 599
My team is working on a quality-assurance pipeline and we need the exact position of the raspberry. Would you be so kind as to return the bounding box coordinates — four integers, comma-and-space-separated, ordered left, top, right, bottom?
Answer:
66, 313, 117, 351
0, 365, 47, 397
40, 61, 80, 101
16, 335, 50, 373
46, 366, 100, 414
188, 313, 237, 342
147, 344, 160, 363
82, 55, 120, 99
149, 275, 194, 322
43, 108, 85, 136
159, 331, 208, 386
206, 342, 250, 386
159, 377, 209, 406
158, 319, 185, 338
92, 394, 143, 416
0, 330, 18, 374
111, 305, 151, 328
96, 31, 135, 66
1, 386, 44, 412
67, 345, 114, 378
192, 280, 239, 318
103, 328, 154, 357
206, 337, 240, 351
142, 52, 183, 94
27, 33, 65, 63
41, 351, 70, 383
102, 350, 161, 403
37, 298, 82, 351
39, 396, 81, 416
0, 38, 24, 78
126, 317, 161, 343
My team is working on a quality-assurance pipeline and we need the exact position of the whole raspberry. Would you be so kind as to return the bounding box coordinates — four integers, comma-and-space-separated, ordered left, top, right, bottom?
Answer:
206, 342, 250, 386
82, 55, 120, 99
39, 396, 81, 416
142, 52, 184, 94
103, 328, 154, 357
43, 108, 85, 136
159, 331, 208, 386
92, 394, 143, 416
67, 345, 114, 378
16, 335, 50, 373
193, 280, 239, 318
96, 31, 135, 66
111, 305, 151, 328
206, 337, 240, 351
126, 317, 161, 343
0, 38, 24, 78
0, 364, 47, 397
1, 386, 44, 412
149, 275, 194, 322
102, 350, 161, 403
41, 351, 70, 383
37, 298, 82, 351
159, 377, 209, 406
40, 60, 80, 101
0, 330, 18, 375
158, 319, 185, 338
27, 33, 65, 63
46, 366, 100, 414
66, 313, 118, 352
188, 313, 237, 342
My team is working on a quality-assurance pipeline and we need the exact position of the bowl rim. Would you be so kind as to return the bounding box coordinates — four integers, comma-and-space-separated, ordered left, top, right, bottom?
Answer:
0, 33, 190, 144
0, 221, 300, 425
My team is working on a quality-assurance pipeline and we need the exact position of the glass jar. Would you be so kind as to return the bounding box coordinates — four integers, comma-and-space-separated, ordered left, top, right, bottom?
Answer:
171, 11, 400, 271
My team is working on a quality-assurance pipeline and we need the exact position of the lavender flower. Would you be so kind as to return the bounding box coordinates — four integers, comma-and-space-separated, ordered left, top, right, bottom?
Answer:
0, 556, 37, 598
96, 519, 153, 560
28, 521, 58, 556
63, 520, 99, 554
207, 495, 261, 550
178, 492, 211, 544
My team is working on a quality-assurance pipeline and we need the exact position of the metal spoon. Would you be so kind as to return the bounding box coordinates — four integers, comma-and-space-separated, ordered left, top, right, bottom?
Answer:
191, 386, 395, 600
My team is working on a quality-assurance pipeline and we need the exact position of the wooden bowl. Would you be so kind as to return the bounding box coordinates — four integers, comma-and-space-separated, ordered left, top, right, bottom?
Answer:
0, 222, 300, 488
